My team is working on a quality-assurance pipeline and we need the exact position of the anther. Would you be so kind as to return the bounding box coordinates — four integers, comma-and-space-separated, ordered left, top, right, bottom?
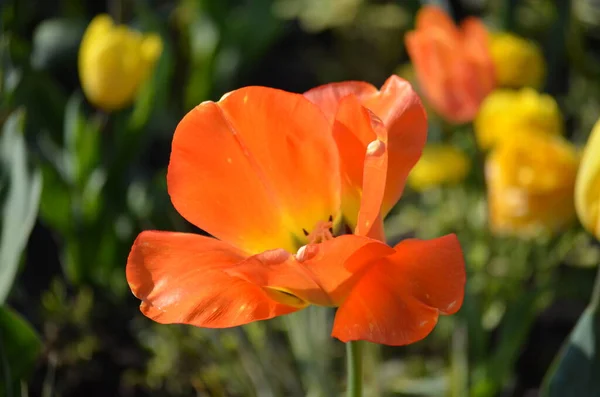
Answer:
302, 228, 309, 236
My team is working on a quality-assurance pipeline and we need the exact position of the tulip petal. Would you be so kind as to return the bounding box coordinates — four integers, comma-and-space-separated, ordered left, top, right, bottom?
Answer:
461, 18, 495, 101
330, 95, 388, 235
304, 81, 378, 122
332, 234, 465, 345
415, 5, 461, 40
305, 76, 427, 225
406, 30, 465, 121
361, 76, 427, 216
576, 119, 600, 238
332, 265, 440, 345
297, 235, 396, 305
168, 87, 340, 254
406, 6, 495, 124
127, 231, 300, 328
222, 247, 332, 307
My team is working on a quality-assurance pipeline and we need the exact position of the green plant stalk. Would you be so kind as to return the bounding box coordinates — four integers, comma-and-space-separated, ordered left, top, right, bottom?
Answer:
451, 322, 469, 397
346, 341, 363, 397
590, 264, 600, 312
501, 0, 518, 31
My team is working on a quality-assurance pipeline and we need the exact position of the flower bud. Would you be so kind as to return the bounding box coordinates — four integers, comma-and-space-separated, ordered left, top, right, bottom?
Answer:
575, 118, 600, 239
78, 14, 162, 111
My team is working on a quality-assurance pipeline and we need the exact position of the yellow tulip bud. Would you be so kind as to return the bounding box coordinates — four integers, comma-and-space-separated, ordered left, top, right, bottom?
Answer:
78, 14, 163, 111
486, 132, 579, 237
475, 88, 563, 150
408, 145, 470, 191
575, 118, 600, 239
490, 32, 545, 89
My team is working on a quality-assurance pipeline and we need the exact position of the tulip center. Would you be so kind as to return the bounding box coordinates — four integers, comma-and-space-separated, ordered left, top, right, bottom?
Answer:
302, 215, 334, 244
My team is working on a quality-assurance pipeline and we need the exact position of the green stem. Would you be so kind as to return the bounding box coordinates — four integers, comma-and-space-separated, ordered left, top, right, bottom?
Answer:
501, 0, 518, 31
346, 341, 363, 397
590, 264, 600, 312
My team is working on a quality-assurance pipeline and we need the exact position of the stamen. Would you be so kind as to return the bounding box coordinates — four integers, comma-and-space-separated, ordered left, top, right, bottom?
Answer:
305, 218, 334, 244
302, 228, 309, 236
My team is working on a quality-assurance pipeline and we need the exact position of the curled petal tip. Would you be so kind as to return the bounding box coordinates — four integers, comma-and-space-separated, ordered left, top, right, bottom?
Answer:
219, 91, 234, 101
296, 245, 309, 262
295, 244, 318, 263
366, 139, 386, 157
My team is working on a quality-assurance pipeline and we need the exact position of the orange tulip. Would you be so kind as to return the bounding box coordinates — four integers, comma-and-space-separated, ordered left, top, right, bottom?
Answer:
127, 79, 465, 346
405, 6, 495, 124
304, 75, 430, 238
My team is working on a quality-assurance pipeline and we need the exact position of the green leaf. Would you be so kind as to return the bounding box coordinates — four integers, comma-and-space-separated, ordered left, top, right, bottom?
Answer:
129, 32, 175, 130
471, 290, 542, 397
64, 93, 101, 188
38, 160, 71, 235
0, 306, 42, 396
10, 71, 68, 138
0, 110, 42, 304
540, 307, 600, 396
30, 18, 86, 71
129, 7, 176, 130
183, 12, 219, 110
541, 265, 600, 396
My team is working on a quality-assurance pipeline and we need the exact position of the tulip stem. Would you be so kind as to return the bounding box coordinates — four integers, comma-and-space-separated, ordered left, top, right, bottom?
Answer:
501, 0, 518, 30
591, 265, 600, 312
346, 341, 364, 397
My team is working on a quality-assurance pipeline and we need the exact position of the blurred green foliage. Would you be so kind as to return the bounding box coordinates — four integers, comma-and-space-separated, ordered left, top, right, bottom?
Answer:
0, 111, 42, 304
1, 0, 600, 396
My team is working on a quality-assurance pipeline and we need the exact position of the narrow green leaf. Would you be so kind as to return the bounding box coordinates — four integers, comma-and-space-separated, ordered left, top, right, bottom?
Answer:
63, 93, 100, 188
0, 110, 43, 304
129, 32, 174, 130
129, 7, 176, 130
0, 306, 42, 396
540, 307, 600, 396
541, 264, 600, 396
38, 161, 71, 235
471, 290, 541, 397
30, 18, 86, 71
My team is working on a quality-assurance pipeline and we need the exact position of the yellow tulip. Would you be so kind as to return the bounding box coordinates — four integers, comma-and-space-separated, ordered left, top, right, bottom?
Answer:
490, 32, 545, 89
475, 88, 562, 150
486, 132, 579, 237
78, 14, 163, 111
575, 118, 600, 239
408, 145, 470, 191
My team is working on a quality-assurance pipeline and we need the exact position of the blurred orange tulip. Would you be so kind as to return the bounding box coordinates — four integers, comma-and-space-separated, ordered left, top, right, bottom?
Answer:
127, 81, 465, 346
405, 6, 495, 124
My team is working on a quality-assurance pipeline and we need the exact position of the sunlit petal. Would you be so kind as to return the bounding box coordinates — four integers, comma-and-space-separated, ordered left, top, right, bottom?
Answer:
168, 87, 341, 254
127, 231, 299, 328
332, 234, 465, 345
